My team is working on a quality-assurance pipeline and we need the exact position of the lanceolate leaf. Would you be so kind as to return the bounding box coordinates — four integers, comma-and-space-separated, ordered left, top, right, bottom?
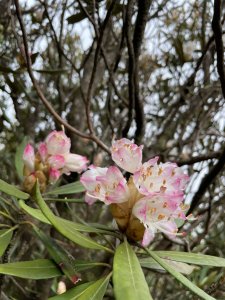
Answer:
35, 182, 113, 253
140, 257, 197, 275
33, 226, 80, 284
146, 250, 215, 300
49, 273, 111, 300
154, 251, 225, 267
0, 179, 29, 200
15, 136, 28, 180
48, 282, 94, 300
44, 181, 85, 196
19, 200, 116, 235
0, 228, 14, 257
0, 259, 62, 279
113, 240, 153, 300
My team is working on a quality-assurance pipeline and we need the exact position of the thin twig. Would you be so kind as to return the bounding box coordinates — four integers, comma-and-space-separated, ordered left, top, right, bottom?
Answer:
13, 0, 110, 154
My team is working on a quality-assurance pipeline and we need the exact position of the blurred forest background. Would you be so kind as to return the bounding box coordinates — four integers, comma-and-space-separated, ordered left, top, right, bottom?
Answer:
0, 0, 225, 299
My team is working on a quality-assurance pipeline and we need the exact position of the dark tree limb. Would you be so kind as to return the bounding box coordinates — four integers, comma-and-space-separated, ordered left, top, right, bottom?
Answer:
188, 146, 225, 214
212, 0, 225, 98
133, 0, 152, 143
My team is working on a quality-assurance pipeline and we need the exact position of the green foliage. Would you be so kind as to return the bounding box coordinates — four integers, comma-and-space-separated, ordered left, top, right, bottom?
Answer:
0, 179, 29, 199
113, 239, 153, 300
15, 137, 28, 181
0, 259, 62, 279
0, 228, 14, 257
35, 182, 113, 252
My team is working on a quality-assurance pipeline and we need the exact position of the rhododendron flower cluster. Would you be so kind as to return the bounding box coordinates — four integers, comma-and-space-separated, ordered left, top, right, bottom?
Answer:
23, 130, 88, 193
81, 138, 189, 246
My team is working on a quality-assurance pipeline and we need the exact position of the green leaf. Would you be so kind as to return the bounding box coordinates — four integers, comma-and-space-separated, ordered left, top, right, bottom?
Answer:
0, 179, 29, 200
146, 250, 215, 300
113, 240, 153, 300
45, 182, 85, 195
140, 257, 197, 275
48, 282, 94, 299
0, 228, 14, 257
19, 200, 115, 235
15, 137, 28, 180
73, 260, 110, 272
77, 273, 111, 300
33, 226, 80, 284
0, 259, 62, 279
19, 200, 50, 224
153, 251, 225, 267
35, 182, 113, 253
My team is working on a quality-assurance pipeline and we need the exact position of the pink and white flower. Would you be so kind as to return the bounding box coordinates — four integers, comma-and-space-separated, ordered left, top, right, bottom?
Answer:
132, 193, 187, 246
111, 138, 143, 173
23, 144, 35, 172
63, 153, 89, 174
48, 155, 65, 170
133, 157, 189, 196
80, 165, 129, 205
45, 130, 71, 155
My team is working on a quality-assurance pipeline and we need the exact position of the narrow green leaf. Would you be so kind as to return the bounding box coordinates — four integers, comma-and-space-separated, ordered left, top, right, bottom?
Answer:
0, 179, 29, 200
77, 273, 111, 300
0, 228, 14, 257
19, 200, 50, 224
0, 259, 62, 279
45, 182, 85, 196
33, 226, 80, 284
15, 137, 28, 180
35, 183, 113, 253
146, 250, 215, 300
154, 251, 225, 267
140, 257, 197, 275
113, 240, 153, 300
48, 282, 95, 300
73, 260, 110, 272
44, 198, 84, 203
19, 200, 114, 235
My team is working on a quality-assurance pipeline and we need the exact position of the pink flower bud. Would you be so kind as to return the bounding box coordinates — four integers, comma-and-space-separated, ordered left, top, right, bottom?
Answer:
63, 153, 88, 174
48, 155, 65, 170
38, 142, 48, 162
111, 138, 143, 173
23, 144, 35, 172
49, 168, 61, 183
45, 131, 71, 155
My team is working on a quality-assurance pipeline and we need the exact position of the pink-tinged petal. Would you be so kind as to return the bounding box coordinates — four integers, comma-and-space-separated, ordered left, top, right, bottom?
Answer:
81, 165, 129, 205
49, 168, 61, 183
45, 131, 71, 155
155, 220, 178, 238
133, 158, 189, 196
142, 227, 155, 247
80, 166, 108, 202
64, 153, 89, 174
23, 144, 35, 172
85, 193, 97, 205
111, 138, 143, 173
38, 142, 48, 162
132, 198, 148, 223
48, 155, 65, 170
